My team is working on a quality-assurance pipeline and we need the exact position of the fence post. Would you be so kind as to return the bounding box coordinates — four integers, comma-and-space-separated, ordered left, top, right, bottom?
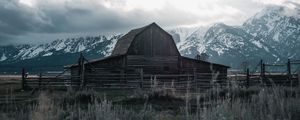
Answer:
21, 68, 26, 90
246, 68, 250, 88
193, 68, 196, 89
260, 59, 263, 77
298, 70, 300, 87
260, 59, 265, 83
260, 59, 265, 81
39, 72, 42, 88
287, 59, 291, 81
140, 68, 143, 88
78, 53, 85, 89
263, 63, 265, 82
82, 63, 85, 88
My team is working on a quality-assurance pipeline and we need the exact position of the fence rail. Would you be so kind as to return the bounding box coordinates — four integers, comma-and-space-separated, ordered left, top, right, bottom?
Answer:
19, 58, 300, 91
22, 71, 230, 91
21, 71, 300, 92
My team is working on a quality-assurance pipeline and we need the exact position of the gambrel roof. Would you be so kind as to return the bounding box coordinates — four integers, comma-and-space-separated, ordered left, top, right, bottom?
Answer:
111, 22, 177, 56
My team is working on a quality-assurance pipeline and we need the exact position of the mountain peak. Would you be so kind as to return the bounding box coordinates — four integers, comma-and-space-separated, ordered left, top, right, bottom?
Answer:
245, 3, 300, 25
211, 23, 228, 28
281, 2, 300, 18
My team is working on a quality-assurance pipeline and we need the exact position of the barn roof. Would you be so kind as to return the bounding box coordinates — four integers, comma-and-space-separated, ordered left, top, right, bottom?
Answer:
64, 55, 124, 68
181, 56, 230, 68
111, 22, 158, 56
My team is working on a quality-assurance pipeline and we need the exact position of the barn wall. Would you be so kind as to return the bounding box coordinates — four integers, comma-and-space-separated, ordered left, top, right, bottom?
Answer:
180, 57, 227, 76
127, 55, 179, 74
211, 66, 227, 79
180, 58, 212, 73
91, 56, 125, 68
71, 67, 79, 76
70, 56, 126, 76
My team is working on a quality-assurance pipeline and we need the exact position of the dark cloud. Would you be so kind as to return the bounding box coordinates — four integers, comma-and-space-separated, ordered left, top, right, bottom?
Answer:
0, 0, 206, 45
0, 0, 53, 44
0, 2, 134, 42
0, 0, 285, 45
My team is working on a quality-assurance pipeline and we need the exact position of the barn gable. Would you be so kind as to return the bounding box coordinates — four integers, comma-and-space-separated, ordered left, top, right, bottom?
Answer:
111, 23, 180, 56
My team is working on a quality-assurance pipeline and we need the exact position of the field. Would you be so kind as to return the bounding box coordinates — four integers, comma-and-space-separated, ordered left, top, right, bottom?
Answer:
0, 75, 300, 120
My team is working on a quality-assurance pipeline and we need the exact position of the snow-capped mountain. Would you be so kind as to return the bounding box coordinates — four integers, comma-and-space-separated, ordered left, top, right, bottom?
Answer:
242, 3, 300, 60
173, 3, 300, 69
203, 23, 277, 68
0, 34, 122, 61
169, 26, 209, 58
0, 35, 122, 72
0, 3, 300, 72
168, 27, 199, 43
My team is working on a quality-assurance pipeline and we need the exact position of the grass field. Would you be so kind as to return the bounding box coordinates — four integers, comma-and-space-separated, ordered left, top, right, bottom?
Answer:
0, 77, 300, 120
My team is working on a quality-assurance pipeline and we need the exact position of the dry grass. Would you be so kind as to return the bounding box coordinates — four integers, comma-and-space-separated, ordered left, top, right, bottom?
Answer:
0, 85, 299, 120
188, 86, 300, 120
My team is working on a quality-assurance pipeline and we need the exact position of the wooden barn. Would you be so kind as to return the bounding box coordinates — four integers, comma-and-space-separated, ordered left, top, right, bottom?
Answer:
66, 23, 229, 88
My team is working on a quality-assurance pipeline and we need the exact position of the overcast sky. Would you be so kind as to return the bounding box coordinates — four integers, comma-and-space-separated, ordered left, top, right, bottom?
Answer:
0, 0, 298, 45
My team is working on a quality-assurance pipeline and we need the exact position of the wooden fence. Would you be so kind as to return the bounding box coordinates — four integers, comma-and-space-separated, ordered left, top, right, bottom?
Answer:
21, 69, 300, 91
22, 68, 230, 92
241, 59, 300, 87
20, 58, 300, 91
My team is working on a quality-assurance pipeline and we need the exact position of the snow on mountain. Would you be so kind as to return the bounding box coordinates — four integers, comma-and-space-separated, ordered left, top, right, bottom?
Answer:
242, 3, 300, 61
42, 52, 53, 57
168, 26, 209, 57
168, 27, 198, 43
0, 34, 123, 63
173, 3, 300, 68
0, 53, 7, 61
203, 23, 278, 68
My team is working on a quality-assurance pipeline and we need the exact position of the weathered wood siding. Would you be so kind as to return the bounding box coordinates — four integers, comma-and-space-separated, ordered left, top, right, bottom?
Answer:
180, 57, 227, 79
90, 56, 125, 68
127, 55, 179, 74
71, 55, 126, 76
180, 57, 212, 73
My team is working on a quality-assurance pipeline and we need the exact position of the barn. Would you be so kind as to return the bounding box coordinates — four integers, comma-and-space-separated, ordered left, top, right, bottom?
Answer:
66, 23, 229, 88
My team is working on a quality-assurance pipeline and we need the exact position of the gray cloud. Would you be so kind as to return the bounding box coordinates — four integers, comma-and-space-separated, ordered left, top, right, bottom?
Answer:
0, 0, 53, 44
0, 0, 292, 45
0, 0, 206, 45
